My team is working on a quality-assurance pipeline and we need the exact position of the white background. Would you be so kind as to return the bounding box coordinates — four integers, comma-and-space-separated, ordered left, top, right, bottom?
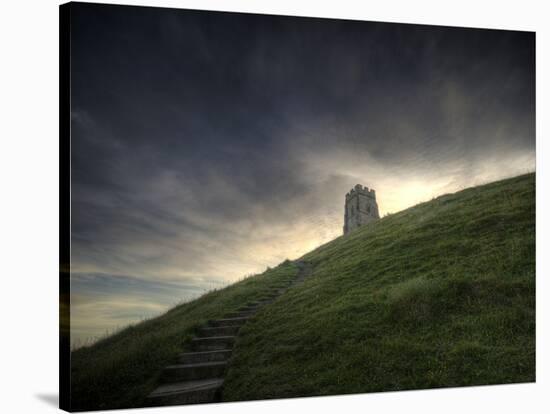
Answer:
0, 0, 548, 413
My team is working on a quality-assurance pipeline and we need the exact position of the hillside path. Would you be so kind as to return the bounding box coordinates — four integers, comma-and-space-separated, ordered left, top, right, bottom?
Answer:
146, 260, 311, 406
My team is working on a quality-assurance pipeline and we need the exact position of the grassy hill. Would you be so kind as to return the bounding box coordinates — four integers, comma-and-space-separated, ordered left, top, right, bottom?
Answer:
70, 173, 535, 410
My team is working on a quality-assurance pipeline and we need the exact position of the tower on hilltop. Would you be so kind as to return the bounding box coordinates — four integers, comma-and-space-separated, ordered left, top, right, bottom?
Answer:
343, 184, 380, 235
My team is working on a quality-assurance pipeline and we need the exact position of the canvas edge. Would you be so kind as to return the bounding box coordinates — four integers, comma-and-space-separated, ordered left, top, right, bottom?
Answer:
59, 2, 72, 412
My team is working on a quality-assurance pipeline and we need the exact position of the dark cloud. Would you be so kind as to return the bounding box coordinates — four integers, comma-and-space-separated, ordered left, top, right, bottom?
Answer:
69, 3, 535, 345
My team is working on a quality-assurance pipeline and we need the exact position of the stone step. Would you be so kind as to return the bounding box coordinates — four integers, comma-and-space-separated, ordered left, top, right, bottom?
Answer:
147, 378, 224, 406
237, 305, 260, 312
266, 292, 284, 298
161, 361, 227, 383
256, 299, 275, 305
246, 301, 261, 306
261, 294, 279, 300
208, 317, 249, 327
191, 336, 235, 351
146, 261, 310, 407
258, 293, 278, 299
197, 325, 240, 337
178, 349, 232, 364
225, 310, 255, 319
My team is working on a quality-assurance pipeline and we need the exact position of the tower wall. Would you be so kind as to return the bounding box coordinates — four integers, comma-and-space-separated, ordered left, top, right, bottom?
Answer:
343, 184, 380, 234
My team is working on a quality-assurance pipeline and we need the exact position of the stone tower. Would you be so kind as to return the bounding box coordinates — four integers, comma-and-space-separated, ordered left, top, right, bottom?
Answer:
343, 184, 380, 234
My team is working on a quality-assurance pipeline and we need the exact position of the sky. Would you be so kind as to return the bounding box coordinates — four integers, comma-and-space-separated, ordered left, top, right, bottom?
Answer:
69, 3, 535, 347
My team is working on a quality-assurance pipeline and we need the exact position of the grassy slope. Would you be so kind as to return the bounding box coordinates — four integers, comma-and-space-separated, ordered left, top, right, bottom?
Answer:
223, 173, 535, 400
70, 262, 299, 411
70, 173, 535, 410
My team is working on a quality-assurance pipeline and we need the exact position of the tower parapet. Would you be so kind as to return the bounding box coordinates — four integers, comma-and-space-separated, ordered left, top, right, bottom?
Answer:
343, 184, 380, 234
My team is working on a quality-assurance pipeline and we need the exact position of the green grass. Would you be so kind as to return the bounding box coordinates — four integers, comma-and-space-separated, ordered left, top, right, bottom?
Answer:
69, 261, 299, 411
70, 173, 535, 410
222, 173, 535, 400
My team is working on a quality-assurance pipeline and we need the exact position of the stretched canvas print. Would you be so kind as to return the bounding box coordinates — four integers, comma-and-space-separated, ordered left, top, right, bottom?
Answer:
59, 2, 536, 411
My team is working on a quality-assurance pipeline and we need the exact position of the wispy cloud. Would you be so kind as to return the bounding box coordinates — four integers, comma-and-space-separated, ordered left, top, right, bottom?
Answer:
70, 272, 226, 346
